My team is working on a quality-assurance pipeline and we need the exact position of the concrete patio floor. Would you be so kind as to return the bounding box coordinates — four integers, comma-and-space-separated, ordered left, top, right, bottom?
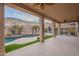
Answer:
6, 35, 79, 56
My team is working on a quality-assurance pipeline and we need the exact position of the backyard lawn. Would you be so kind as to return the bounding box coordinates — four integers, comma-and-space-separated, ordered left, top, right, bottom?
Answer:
5, 35, 52, 53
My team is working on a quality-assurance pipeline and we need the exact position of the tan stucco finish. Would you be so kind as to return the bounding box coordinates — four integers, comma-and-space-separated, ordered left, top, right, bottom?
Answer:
0, 4, 5, 56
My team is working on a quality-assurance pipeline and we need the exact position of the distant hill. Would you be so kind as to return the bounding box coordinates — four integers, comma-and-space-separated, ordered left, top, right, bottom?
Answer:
5, 17, 52, 28
5, 17, 39, 25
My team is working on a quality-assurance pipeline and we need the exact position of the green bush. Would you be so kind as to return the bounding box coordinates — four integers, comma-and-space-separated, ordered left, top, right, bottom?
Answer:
37, 35, 52, 40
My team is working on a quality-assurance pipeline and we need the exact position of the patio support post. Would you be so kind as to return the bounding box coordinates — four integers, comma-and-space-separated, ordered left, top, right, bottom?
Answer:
39, 16, 44, 42
68, 29, 70, 35
58, 23, 61, 35
0, 4, 5, 56
52, 21, 55, 37
75, 22, 79, 36
78, 21, 79, 34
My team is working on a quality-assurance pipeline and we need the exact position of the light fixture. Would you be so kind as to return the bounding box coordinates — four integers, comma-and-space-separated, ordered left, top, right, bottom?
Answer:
32, 3, 54, 9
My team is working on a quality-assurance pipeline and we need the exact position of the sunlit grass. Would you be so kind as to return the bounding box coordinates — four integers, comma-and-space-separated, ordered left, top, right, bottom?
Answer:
5, 35, 52, 53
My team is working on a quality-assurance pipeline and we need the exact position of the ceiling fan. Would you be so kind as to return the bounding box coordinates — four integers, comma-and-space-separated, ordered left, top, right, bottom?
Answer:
32, 3, 54, 9
63, 19, 69, 22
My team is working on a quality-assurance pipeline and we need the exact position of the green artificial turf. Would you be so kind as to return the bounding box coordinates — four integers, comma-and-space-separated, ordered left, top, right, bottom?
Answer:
5, 35, 52, 53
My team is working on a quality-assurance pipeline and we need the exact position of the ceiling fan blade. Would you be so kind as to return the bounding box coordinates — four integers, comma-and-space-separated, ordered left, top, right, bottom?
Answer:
32, 3, 55, 10
45, 3, 54, 5
32, 3, 40, 7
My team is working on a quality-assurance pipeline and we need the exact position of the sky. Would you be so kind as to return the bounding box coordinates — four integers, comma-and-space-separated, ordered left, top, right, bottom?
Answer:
4, 6, 39, 22
4, 6, 52, 23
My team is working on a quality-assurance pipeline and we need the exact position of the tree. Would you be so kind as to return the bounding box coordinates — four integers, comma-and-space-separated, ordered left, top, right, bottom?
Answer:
32, 25, 39, 35
8, 25, 23, 35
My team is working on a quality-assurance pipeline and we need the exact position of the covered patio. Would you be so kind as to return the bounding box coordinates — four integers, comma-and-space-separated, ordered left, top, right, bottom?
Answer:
6, 35, 79, 56
0, 3, 79, 56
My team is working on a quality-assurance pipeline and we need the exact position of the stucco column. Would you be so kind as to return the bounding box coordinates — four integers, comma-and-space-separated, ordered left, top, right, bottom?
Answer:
68, 29, 70, 35
0, 4, 5, 56
78, 21, 79, 33
58, 23, 61, 35
52, 21, 55, 37
75, 22, 79, 36
39, 16, 44, 42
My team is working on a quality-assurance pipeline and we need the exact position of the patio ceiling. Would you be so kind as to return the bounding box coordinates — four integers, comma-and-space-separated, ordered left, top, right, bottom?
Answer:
6, 3, 79, 23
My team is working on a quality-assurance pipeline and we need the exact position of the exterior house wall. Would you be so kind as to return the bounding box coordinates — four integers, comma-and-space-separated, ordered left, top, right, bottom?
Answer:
21, 25, 33, 35
60, 22, 77, 35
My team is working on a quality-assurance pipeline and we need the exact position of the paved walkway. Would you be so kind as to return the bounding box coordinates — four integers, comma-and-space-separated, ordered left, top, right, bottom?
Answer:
6, 35, 79, 56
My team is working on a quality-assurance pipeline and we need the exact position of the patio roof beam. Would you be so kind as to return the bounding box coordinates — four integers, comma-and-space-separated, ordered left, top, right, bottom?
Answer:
60, 19, 79, 23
